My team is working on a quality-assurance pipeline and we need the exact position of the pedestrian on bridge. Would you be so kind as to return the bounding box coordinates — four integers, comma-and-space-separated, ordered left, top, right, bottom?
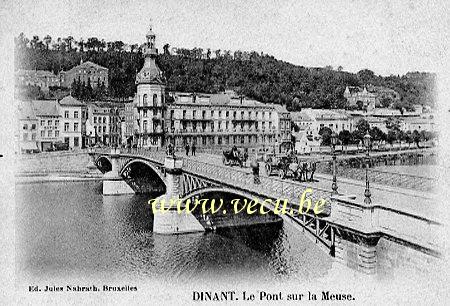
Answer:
192, 143, 196, 156
251, 159, 260, 184
185, 144, 190, 156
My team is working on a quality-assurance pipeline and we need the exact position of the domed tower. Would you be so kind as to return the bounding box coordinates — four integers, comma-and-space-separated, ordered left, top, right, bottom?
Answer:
135, 23, 166, 147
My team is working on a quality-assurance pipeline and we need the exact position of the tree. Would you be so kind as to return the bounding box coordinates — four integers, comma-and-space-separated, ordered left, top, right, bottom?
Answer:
369, 127, 386, 144
163, 43, 170, 55
405, 131, 413, 147
356, 100, 364, 110
412, 130, 421, 147
385, 117, 401, 130
319, 127, 332, 146
43, 35, 52, 50
338, 129, 352, 152
64, 36, 74, 50
357, 69, 375, 84
386, 130, 397, 148
380, 96, 393, 108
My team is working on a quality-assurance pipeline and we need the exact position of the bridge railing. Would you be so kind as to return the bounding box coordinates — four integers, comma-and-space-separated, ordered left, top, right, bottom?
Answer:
183, 158, 333, 214
319, 165, 436, 192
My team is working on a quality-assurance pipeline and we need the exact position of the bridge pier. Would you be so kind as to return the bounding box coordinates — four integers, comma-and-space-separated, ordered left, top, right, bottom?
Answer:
103, 149, 135, 195
152, 156, 205, 234
327, 194, 441, 274
327, 195, 382, 274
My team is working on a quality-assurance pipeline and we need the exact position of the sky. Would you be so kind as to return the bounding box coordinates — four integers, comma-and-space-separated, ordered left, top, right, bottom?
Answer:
1, 0, 449, 76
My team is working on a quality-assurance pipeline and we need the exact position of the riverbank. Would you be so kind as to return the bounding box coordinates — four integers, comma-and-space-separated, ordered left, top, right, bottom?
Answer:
15, 150, 102, 183
15, 172, 104, 184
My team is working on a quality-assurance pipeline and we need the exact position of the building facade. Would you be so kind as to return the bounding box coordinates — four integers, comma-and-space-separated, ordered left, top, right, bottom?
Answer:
86, 103, 110, 146
130, 26, 291, 150
16, 100, 39, 153
344, 86, 377, 110
134, 25, 166, 147
291, 108, 354, 153
58, 95, 87, 148
32, 100, 61, 151
164, 92, 286, 150
15, 69, 60, 92
59, 60, 109, 88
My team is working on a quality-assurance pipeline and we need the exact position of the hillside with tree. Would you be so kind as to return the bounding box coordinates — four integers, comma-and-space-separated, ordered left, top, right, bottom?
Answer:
14, 33, 436, 110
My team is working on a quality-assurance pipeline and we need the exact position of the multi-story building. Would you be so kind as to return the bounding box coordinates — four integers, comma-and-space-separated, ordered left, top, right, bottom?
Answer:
86, 103, 110, 146
59, 60, 108, 88
109, 105, 123, 147
32, 100, 61, 151
164, 92, 286, 150
291, 108, 353, 153
16, 100, 39, 153
131, 26, 291, 150
134, 25, 166, 147
292, 109, 353, 134
401, 115, 436, 133
15, 69, 60, 92
122, 100, 136, 146
344, 86, 377, 110
59, 95, 87, 148
270, 104, 292, 150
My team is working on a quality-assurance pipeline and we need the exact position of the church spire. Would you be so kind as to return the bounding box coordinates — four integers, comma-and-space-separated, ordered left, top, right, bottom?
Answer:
145, 20, 157, 58
135, 21, 165, 85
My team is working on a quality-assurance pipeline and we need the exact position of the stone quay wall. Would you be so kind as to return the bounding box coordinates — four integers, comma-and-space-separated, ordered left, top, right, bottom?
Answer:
15, 151, 98, 175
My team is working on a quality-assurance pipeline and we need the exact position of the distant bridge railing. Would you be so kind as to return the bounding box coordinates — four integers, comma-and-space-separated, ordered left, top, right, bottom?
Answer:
318, 166, 436, 192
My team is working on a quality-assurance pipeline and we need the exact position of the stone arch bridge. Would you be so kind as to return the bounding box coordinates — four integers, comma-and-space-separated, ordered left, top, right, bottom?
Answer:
89, 148, 442, 274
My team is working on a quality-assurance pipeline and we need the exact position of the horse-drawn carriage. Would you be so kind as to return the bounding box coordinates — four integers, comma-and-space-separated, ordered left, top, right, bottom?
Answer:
263, 152, 317, 181
264, 152, 298, 178
222, 147, 248, 167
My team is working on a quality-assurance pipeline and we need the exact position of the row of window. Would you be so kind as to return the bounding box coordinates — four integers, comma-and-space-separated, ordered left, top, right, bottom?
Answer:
175, 110, 273, 120
93, 116, 108, 124
39, 119, 60, 126
64, 110, 79, 119
22, 123, 36, 130
94, 126, 107, 133
173, 120, 275, 131
141, 94, 163, 106
22, 133, 36, 141
40, 130, 60, 138
165, 134, 274, 146
64, 123, 79, 132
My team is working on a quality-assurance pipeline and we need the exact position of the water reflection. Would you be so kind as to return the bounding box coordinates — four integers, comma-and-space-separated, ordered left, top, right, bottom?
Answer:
15, 180, 332, 283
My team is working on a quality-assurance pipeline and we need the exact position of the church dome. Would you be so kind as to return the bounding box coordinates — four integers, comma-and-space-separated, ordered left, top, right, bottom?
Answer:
135, 24, 166, 85
135, 59, 166, 85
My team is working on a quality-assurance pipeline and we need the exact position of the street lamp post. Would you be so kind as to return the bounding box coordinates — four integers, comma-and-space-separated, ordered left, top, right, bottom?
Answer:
330, 132, 338, 195
363, 133, 372, 205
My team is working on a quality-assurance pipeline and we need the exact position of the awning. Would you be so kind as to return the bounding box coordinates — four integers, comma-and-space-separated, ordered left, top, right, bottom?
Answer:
21, 142, 38, 150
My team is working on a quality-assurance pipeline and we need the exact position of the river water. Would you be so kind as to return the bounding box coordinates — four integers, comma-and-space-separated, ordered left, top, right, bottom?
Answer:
15, 180, 334, 284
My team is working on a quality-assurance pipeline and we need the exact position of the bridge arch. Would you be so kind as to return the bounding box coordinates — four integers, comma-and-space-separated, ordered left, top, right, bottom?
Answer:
120, 158, 166, 183
120, 158, 166, 194
95, 155, 112, 173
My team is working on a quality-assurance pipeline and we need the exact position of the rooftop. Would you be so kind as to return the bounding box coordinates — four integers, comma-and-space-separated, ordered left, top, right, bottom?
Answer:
59, 95, 85, 106
17, 100, 36, 120
63, 61, 108, 74
32, 100, 59, 116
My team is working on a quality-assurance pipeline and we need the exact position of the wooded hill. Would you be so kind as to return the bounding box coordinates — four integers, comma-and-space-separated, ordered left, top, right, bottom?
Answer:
15, 34, 436, 111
